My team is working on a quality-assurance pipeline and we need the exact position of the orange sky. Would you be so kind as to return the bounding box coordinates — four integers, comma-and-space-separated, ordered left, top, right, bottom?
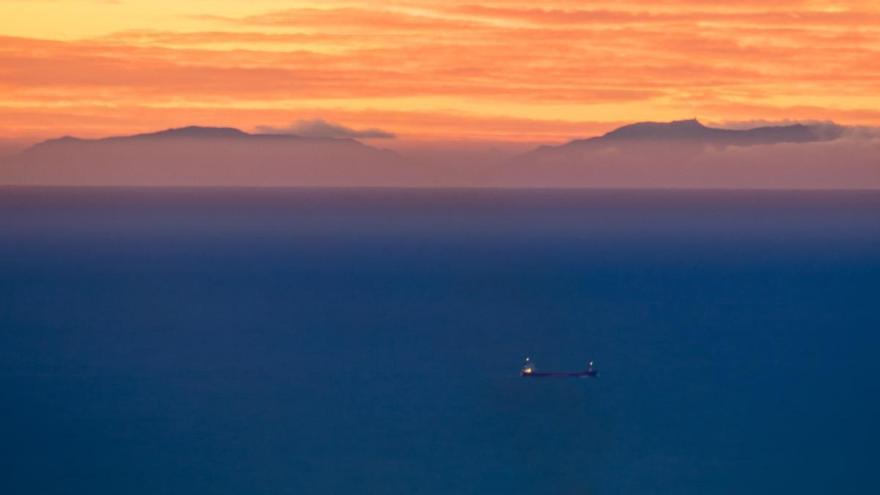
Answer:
2, 0, 879, 145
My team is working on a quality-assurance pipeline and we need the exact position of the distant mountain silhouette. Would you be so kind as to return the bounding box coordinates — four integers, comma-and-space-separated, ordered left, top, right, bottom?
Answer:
27, 125, 361, 150
599, 118, 825, 143
531, 119, 838, 155
503, 119, 876, 189
117, 125, 250, 140
5, 126, 411, 187
1, 121, 875, 188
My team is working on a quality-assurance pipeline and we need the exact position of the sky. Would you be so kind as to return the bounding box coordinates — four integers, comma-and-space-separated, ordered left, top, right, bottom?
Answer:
2, 0, 880, 146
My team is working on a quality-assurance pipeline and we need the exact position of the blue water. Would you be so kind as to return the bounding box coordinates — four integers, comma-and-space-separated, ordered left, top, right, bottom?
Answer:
1, 188, 878, 495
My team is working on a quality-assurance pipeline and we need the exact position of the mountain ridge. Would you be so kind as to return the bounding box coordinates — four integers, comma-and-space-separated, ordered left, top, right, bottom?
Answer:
2, 119, 875, 189
25, 125, 368, 154
6, 125, 406, 187
559, 119, 838, 149
501, 119, 876, 189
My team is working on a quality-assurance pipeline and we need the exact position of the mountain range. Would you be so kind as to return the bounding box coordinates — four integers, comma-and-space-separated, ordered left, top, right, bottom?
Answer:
3, 126, 407, 187
1, 120, 876, 188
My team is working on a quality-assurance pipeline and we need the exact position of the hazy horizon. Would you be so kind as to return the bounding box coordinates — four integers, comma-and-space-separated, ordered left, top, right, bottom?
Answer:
2, 119, 877, 189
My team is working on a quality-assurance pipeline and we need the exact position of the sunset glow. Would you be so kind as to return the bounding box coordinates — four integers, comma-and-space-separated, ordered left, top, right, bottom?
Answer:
2, 0, 880, 144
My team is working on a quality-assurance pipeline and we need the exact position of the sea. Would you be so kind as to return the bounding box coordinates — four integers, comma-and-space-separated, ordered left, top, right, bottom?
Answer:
1, 188, 878, 495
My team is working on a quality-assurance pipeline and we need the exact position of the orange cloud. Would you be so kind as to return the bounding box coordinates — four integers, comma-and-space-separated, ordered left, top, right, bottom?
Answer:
1, 1, 879, 142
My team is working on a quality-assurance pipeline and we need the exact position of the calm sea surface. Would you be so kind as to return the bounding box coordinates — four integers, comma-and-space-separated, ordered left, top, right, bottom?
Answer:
1, 188, 878, 495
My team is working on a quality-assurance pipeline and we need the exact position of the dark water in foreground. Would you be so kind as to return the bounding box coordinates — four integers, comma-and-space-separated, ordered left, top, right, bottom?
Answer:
1, 188, 878, 495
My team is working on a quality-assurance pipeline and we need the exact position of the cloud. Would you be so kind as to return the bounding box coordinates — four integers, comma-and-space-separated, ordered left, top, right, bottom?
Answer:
255, 119, 396, 139
711, 119, 855, 140
724, 120, 880, 141
3, 1, 880, 140
712, 119, 838, 129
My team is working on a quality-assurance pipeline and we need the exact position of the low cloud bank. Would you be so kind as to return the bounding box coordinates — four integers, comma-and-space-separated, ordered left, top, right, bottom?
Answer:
712, 119, 849, 141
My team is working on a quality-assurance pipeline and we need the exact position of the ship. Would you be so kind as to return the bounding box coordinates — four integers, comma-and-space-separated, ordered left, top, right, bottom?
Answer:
520, 357, 598, 378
